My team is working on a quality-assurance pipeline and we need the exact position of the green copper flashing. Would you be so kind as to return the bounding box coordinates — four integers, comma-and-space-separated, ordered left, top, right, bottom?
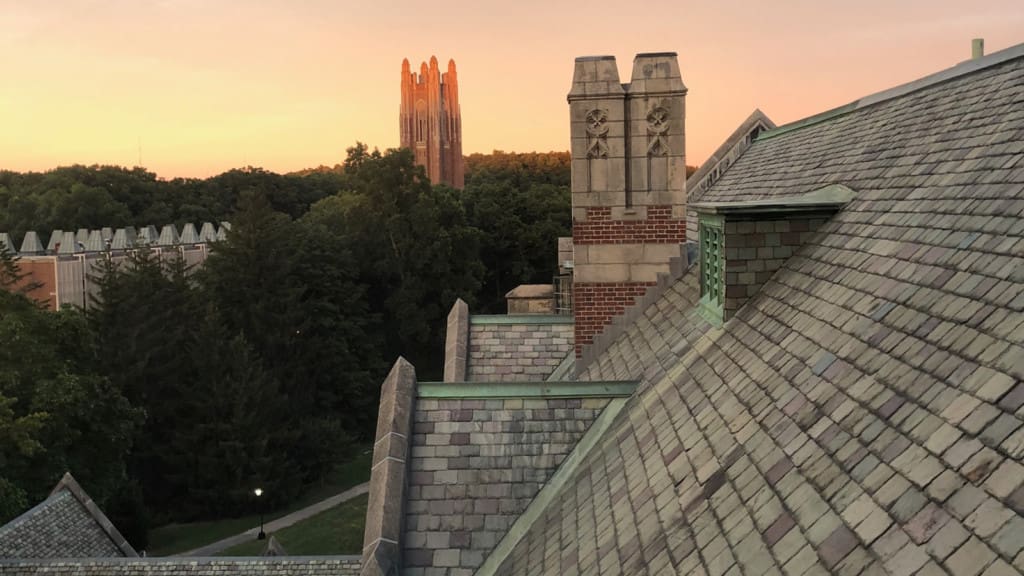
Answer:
476, 396, 630, 576
469, 314, 573, 325
416, 380, 636, 399
690, 184, 856, 217
698, 213, 724, 325
545, 351, 576, 382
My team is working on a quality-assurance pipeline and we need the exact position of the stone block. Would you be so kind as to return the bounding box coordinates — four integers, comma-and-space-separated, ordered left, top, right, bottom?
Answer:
904, 503, 950, 544
982, 458, 1023, 498
925, 520, 969, 559
945, 537, 996, 576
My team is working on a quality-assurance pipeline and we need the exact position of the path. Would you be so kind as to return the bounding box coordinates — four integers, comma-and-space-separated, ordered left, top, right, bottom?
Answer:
177, 482, 370, 556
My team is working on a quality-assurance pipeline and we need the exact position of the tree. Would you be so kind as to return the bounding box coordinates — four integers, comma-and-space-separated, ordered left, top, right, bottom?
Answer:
0, 246, 137, 525
89, 248, 199, 520
201, 190, 376, 489
462, 152, 572, 313
162, 308, 287, 518
331, 145, 483, 376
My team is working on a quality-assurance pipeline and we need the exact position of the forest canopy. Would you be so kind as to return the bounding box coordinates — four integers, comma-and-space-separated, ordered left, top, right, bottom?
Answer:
0, 147, 583, 547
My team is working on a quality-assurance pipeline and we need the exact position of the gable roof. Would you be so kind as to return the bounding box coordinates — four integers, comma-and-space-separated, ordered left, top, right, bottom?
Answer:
0, 473, 138, 558
486, 44, 1024, 575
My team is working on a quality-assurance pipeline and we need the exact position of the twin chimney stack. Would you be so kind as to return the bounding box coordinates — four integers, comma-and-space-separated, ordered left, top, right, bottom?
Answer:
568, 53, 689, 357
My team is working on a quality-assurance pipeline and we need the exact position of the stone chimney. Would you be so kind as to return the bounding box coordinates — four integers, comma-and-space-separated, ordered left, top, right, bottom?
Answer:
567, 53, 688, 356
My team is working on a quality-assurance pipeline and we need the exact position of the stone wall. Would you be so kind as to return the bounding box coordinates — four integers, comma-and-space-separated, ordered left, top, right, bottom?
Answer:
402, 395, 612, 576
466, 320, 573, 382
0, 558, 361, 575
722, 214, 828, 319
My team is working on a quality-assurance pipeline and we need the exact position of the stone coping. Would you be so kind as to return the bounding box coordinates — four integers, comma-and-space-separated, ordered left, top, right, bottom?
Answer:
690, 184, 856, 216
362, 359, 416, 576
443, 299, 469, 382
469, 314, 573, 325
545, 352, 576, 382
416, 380, 636, 399
504, 284, 554, 299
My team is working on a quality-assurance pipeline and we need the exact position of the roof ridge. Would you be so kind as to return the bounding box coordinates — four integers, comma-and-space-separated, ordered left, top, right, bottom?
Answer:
758, 41, 1024, 141
49, 472, 138, 557
686, 109, 776, 201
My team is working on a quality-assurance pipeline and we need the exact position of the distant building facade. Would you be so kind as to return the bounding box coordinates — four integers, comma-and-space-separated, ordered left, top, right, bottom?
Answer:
0, 223, 226, 310
400, 56, 464, 189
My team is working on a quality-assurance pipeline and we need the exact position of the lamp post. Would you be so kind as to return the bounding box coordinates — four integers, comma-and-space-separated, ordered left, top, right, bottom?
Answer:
254, 488, 266, 540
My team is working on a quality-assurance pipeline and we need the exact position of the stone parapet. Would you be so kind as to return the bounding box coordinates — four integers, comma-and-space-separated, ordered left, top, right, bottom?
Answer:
361, 358, 417, 576
466, 318, 573, 382
401, 380, 635, 576
442, 300, 469, 382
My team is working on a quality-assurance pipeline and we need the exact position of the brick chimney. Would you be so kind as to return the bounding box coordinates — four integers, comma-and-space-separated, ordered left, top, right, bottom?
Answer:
567, 53, 688, 356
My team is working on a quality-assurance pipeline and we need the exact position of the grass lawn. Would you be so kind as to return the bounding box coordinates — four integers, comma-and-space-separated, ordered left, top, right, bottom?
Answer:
217, 493, 368, 556
146, 444, 373, 556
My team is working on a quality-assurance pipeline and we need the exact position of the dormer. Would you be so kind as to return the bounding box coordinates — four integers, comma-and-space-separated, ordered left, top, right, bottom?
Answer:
691, 184, 856, 325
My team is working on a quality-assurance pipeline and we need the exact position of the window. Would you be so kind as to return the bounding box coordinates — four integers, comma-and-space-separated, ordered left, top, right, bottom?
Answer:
699, 214, 724, 325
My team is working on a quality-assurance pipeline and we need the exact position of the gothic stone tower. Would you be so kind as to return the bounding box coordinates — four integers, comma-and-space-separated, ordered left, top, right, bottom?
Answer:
400, 56, 464, 189
569, 53, 688, 356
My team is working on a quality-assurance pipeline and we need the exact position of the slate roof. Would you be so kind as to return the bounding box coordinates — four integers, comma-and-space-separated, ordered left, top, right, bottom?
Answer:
488, 45, 1024, 575
0, 473, 137, 558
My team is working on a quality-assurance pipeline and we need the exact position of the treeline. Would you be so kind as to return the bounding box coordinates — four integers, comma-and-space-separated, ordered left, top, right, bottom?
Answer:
0, 147, 572, 547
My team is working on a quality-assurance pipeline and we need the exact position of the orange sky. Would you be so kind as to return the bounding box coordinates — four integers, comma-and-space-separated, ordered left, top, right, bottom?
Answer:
1, 0, 1021, 178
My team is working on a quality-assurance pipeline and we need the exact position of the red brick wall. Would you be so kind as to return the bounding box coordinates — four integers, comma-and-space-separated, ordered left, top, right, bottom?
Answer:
572, 204, 686, 356
13, 259, 57, 310
573, 205, 686, 245
573, 282, 655, 355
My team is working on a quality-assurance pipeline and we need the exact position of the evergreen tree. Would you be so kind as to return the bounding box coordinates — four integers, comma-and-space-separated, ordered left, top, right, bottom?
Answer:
333, 145, 483, 376
0, 246, 137, 526
201, 191, 373, 489
89, 248, 200, 519
166, 308, 288, 518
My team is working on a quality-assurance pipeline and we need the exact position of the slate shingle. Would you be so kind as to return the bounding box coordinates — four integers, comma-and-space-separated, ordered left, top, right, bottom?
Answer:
491, 47, 1024, 576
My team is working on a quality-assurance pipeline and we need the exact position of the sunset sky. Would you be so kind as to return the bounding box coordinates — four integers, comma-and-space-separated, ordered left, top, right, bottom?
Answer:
1, 0, 1022, 178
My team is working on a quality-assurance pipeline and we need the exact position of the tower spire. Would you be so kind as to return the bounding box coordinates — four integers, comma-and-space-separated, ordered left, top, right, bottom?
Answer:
398, 56, 463, 189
